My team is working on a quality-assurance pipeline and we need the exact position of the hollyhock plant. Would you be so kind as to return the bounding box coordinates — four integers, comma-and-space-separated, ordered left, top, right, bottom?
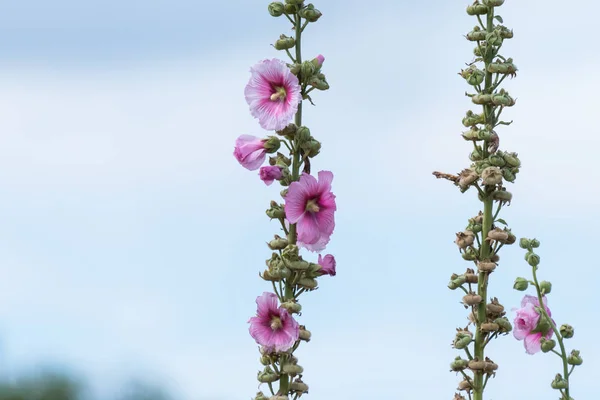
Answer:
248, 292, 299, 352
259, 165, 283, 186
285, 171, 336, 252
317, 254, 336, 276
513, 295, 553, 355
235, 2, 333, 398
244, 58, 301, 131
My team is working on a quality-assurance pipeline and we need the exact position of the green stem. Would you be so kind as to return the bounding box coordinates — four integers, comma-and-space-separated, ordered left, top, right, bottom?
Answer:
532, 265, 570, 399
473, 10, 496, 400
280, 12, 304, 396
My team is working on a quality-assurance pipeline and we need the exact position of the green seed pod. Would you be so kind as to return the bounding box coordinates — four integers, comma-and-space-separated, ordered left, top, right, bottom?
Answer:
450, 356, 469, 372
299, 4, 322, 22
462, 110, 485, 127
454, 332, 473, 349
274, 35, 295, 50
290, 380, 309, 393
268, 235, 289, 250
266, 201, 285, 219
297, 277, 318, 289
283, 3, 298, 14
281, 300, 302, 314
495, 317, 512, 333
469, 146, 484, 161
254, 392, 269, 400
462, 128, 480, 141
551, 374, 568, 390
463, 292, 483, 306
481, 166, 503, 186
468, 358, 486, 371
466, 4, 488, 15
540, 338, 556, 353
300, 60, 315, 78
257, 366, 279, 383
539, 280, 552, 294
462, 247, 478, 261
483, 0, 505, 7
478, 260, 497, 273
489, 154, 506, 167
502, 168, 516, 183
282, 363, 304, 376
288, 260, 310, 271
514, 277, 529, 291
491, 189, 512, 204
491, 89, 516, 106
568, 350, 583, 366
480, 322, 500, 332
502, 151, 521, 167
458, 380, 472, 391
487, 61, 518, 75
560, 324, 574, 339
268, 2, 285, 17
460, 66, 485, 86
289, 63, 301, 75
299, 326, 311, 341
486, 30, 504, 46
471, 223, 482, 233
448, 274, 467, 290
471, 93, 493, 105
498, 26, 514, 39
308, 76, 329, 90
466, 26, 487, 41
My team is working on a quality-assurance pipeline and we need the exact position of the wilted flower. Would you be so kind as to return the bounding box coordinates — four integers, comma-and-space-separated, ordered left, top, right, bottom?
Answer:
234, 135, 268, 170
245, 59, 301, 131
249, 292, 300, 352
513, 295, 553, 354
259, 165, 283, 185
317, 254, 336, 276
285, 171, 336, 252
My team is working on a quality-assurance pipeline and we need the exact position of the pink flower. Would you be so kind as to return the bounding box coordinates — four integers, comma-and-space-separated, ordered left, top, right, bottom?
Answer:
513, 295, 553, 354
284, 171, 336, 252
317, 254, 336, 276
234, 135, 267, 170
248, 292, 299, 352
259, 165, 283, 186
244, 59, 301, 131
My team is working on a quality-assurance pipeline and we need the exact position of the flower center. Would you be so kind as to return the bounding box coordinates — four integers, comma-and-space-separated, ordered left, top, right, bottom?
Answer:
270, 86, 287, 102
305, 198, 320, 213
270, 316, 283, 331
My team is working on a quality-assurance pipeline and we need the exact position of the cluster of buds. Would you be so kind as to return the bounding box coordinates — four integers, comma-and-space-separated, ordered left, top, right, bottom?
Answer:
234, 2, 337, 399
513, 239, 582, 399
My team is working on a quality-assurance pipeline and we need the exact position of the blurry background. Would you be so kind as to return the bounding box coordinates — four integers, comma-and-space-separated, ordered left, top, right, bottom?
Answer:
0, 0, 598, 398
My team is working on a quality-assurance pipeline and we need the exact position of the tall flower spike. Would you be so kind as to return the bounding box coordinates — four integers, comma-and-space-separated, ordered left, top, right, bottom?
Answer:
433, 1, 520, 399
234, 2, 335, 397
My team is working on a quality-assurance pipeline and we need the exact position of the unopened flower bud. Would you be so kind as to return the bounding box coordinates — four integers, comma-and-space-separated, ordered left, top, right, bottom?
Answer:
519, 238, 530, 249
481, 166, 503, 186
514, 277, 529, 291
264, 136, 281, 153
539, 280, 552, 294
463, 292, 483, 306
560, 324, 574, 339
299, 326, 311, 341
282, 363, 303, 376
568, 350, 583, 366
502, 168, 516, 183
277, 123, 297, 139
311, 54, 325, 69
268, 2, 285, 17
540, 337, 556, 353
494, 317, 512, 333
530, 238, 540, 248
274, 35, 295, 50
300, 60, 316, 78
283, 3, 298, 14
527, 252, 540, 267
551, 374, 568, 390
257, 366, 279, 383
308, 76, 329, 90
466, 3, 488, 15
285, 0, 303, 4
450, 356, 469, 372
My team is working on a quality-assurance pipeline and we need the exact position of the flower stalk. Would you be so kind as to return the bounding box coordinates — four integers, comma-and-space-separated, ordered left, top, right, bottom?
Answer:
234, 2, 334, 399
435, 1, 520, 399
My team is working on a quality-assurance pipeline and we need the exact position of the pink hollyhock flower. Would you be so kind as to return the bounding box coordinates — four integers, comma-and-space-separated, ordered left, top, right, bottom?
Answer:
285, 171, 336, 252
244, 59, 301, 131
233, 135, 267, 171
513, 295, 554, 355
259, 165, 283, 186
317, 254, 336, 276
248, 292, 299, 352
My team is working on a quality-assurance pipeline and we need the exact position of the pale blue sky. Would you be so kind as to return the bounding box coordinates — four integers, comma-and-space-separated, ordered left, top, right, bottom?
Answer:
0, 0, 598, 399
